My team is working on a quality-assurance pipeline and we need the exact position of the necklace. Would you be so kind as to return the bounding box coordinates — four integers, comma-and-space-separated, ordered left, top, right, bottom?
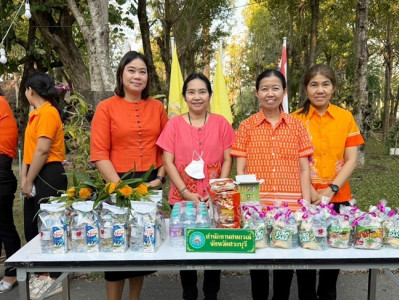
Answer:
188, 111, 208, 126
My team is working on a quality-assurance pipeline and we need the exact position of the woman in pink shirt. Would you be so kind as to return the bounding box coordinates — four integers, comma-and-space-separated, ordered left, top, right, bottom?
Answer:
157, 73, 235, 300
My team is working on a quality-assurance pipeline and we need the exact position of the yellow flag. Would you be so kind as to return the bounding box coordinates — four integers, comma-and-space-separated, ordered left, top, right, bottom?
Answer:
211, 51, 233, 124
168, 47, 188, 118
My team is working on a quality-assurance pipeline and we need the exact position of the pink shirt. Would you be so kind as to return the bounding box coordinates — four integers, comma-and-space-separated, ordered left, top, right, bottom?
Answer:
156, 113, 235, 205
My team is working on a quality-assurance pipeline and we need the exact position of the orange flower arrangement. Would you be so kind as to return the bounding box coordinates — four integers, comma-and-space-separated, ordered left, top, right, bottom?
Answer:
79, 187, 93, 200
67, 187, 75, 198
105, 182, 117, 194
118, 185, 134, 197
134, 184, 148, 195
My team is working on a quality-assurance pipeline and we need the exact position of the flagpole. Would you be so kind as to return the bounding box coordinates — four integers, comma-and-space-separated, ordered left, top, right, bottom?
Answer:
219, 39, 223, 61
171, 36, 175, 56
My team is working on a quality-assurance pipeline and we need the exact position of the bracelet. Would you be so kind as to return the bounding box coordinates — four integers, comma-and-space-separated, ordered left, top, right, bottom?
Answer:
156, 176, 166, 184
180, 187, 188, 197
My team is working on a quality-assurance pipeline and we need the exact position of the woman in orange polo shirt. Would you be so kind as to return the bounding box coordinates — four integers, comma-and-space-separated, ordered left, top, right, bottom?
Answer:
90, 51, 168, 300
0, 88, 20, 293
21, 72, 67, 299
231, 69, 313, 300
292, 64, 365, 300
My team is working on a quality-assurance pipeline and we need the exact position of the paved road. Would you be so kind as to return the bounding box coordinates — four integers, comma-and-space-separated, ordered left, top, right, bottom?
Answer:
1, 269, 398, 300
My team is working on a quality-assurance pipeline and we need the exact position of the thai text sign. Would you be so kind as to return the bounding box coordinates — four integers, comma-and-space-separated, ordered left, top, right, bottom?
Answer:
186, 229, 255, 253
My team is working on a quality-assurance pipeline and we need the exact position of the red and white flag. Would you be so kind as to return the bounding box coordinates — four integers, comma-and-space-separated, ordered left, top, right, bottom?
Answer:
279, 37, 289, 113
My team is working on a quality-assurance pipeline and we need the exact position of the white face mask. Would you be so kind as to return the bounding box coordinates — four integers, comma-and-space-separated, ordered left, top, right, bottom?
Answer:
185, 150, 205, 179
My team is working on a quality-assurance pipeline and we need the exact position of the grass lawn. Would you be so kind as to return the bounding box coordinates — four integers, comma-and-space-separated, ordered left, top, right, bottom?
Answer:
350, 134, 399, 210
8, 135, 399, 249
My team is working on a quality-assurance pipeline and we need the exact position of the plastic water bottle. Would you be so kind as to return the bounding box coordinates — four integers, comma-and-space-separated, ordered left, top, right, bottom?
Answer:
183, 206, 196, 236
196, 210, 210, 228
288, 216, 299, 249
169, 210, 184, 247
71, 224, 86, 252
313, 216, 327, 250
130, 216, 144, 252
100, 222, 113, 252
40, 225, 53, 254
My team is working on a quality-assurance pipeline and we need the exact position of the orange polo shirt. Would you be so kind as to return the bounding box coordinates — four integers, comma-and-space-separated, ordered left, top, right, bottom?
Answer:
0, 96, 18, 158
292, 104, 365, 203
231, 111, 313, 211
90, 96, 168, 173
24, 101, 65, 164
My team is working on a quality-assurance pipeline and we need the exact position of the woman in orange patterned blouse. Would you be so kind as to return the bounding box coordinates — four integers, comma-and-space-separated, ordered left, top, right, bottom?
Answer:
231, 69, 313, 300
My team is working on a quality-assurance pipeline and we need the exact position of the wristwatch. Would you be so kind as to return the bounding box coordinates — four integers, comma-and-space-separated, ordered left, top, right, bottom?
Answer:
156, 176, 166, 184
329, 184, 339, 194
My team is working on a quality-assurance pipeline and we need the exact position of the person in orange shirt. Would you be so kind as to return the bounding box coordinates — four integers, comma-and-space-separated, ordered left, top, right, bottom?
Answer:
90, 51, 168, 300
292, 64, 365, 300
21, 73, 67, 299
0, 88, 20, 293
231, 69, 313, 300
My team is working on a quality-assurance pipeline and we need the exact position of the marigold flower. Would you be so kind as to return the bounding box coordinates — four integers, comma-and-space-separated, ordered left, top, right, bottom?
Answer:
67, 186, 75, 198
118, 185, 134, 197
105, 182, 117, 194
135, 184, 148, 195
79, 187, 92, 200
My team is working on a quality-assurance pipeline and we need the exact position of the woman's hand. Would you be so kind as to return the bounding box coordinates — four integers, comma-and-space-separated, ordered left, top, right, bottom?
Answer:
315, 187, 335, 205
183, 191, 203, 203
22, 180, 33, 198
147, 178, 162, 188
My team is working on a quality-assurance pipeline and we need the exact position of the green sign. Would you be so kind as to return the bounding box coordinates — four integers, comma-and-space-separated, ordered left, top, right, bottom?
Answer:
186, 228, 255, 253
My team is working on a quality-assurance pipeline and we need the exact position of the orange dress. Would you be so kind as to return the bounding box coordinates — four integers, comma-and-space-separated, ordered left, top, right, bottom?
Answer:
231, 111, 313, 211
292, 104, 365, 203
90, 95, 168, 173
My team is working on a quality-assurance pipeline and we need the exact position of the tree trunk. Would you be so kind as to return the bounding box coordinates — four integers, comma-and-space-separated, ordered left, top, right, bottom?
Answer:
137, 0, 162, 95
67, 0, 115, 105
382, 20, 393, 142
353, 0, 369, 165
32, 1, 90, 91
308, 0, 319, 67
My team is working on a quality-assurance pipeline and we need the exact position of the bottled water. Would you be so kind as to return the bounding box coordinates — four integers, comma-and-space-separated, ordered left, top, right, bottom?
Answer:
183, 206, 196, 236
169, 210, 184, 247
288, 215, 299, 249
71, 224, 86, 252
313, 216, 328, 250
100, 222, 113, 252
130, 215, 144, 252
196, 210, 210, 228
40, 225, 52, 254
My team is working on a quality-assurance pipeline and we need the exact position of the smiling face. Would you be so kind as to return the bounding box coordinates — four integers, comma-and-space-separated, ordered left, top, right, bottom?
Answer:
305, 74, 335, 113
255, 75, 286, 113
122, 58, 148, 97
184, 78, 211, 114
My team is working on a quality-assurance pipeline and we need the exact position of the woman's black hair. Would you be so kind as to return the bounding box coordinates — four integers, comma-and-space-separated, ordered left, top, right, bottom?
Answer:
0, 86, 4, 96
299, 64, 337, 115
114, 51, 150, 100
25, 72, 63, 120
182, 73, 212, 97
256, 69, 287, 91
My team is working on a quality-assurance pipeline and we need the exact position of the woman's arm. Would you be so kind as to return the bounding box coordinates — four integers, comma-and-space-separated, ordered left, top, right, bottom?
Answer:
220, 147, 233, 178
236, 157, 247, 175
162, 151, 203, 203
22, 137, 52, 197
95, 160, 120, 183
147, 166, 166, 187
299, 156, 311, 202
317, 146, 358, 201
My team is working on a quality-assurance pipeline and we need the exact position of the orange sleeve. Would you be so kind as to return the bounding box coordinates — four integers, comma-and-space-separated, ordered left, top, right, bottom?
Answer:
36, 109, 59, 140
297, 121, 313, 157
90, 101, 111, 162
345, 114, 365, 147
160, 104, 168, 130
230, 121, 249, 157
